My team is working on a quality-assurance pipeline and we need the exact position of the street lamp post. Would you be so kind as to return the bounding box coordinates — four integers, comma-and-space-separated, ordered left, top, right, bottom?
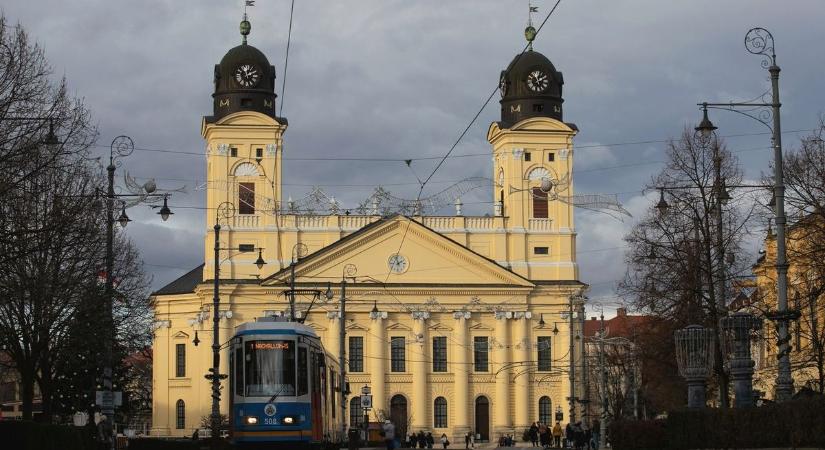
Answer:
207, 201, 266, 447
101, 136, 174, 448
699, 28, 798, 401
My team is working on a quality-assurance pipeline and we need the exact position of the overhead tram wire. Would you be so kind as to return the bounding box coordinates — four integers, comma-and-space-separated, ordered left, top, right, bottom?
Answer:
90, 128, 810, 161
279, 0, 296, 117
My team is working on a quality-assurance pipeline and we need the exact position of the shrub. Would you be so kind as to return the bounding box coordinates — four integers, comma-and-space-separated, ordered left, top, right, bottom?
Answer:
0, 421, 94, 450
610, 419, 667, 450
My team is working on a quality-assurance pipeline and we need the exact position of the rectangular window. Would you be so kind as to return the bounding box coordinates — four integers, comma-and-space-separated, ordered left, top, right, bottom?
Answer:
238, 244, 255, 252
432, 337, 447, 372
532, 187, 548, 218
256, 147, 263, 159
534, 246, 549, 255
548, 152, 555, 162
537, 336, 552, 371
524, 152, 531, 161
349, 337, 364, 373
239, 182, 255, 215
474, 336, 489, 372
230, 147, 238, 157
234, 348, 244, 395
175, 343, 186, 377
297, 346, 309, 396
391, 336, 406, 372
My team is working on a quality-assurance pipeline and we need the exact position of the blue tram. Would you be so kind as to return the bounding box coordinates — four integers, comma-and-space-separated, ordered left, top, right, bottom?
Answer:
229, 317, 343, 449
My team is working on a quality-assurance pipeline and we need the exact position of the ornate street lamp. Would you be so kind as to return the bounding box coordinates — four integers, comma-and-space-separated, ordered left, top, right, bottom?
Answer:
720, 312, 763, 408
698, 28, 798, 401
674, 325, 716, 408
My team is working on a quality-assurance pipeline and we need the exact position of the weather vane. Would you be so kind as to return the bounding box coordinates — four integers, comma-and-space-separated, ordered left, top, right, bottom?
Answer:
241, 0, 255, 44
526, 1, 539, 50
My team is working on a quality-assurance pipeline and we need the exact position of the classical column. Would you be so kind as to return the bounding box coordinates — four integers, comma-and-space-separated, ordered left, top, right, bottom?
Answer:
494, 314, 512, 434
369, 313, 387, 415
452, 312, 471, 441
514, 313, 531, 428
411, 312, 430, 431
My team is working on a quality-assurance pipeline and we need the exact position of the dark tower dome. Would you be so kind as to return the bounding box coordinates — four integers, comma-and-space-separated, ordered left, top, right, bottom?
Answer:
211, 19, 278, 121
498, 26, 564, 127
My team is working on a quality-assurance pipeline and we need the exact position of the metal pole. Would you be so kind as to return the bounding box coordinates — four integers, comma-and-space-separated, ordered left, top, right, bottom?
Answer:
569, 295, 576, 424
769, 60, 794, 402
290, 261, 296, 321
599, 314, 607, 450
211, 224, 221, 446
339, 279, 347, 442
102, 156, 115, 450
712, 134, 731, 408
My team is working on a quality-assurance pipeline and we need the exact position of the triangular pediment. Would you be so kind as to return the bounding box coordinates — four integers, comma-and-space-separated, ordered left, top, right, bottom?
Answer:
346, 322, 368, 331
262, 215, 533, 288
305, 322, 326, 332
172, 331, 190, 339
386, 322, 412, 332
429, 322, 452, 332
469, 322, 494, 331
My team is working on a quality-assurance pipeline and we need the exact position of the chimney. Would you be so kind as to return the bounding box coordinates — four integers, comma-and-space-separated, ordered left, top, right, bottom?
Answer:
617, 307, 627, 317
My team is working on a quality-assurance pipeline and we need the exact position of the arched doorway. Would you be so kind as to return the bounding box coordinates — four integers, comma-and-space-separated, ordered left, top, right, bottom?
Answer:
390, 394, 408, 438
474, 396, 489, 441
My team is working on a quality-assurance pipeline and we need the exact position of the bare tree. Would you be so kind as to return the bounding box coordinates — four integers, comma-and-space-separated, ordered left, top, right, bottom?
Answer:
618, 128, 756, 407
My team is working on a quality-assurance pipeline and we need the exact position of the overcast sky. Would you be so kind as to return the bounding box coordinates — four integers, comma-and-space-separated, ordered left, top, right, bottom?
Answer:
6, 0, 825, 316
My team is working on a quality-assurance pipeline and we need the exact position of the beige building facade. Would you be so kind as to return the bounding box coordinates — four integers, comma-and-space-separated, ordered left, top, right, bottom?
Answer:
150, 22, 587, 442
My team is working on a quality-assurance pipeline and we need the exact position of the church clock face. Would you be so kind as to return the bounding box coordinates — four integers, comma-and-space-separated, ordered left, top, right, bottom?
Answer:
526, 70, 550, 92
235, 63, 260, 87
387, 253, 409, 274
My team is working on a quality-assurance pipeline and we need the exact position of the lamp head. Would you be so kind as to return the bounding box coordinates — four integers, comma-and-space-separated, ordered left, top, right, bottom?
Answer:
655, 189, 669, 214
255, 249, 266, 270
157, 195, 173, 221
695, 105, 718, 138
117, 204, 131, 228
325, 282, 334, 301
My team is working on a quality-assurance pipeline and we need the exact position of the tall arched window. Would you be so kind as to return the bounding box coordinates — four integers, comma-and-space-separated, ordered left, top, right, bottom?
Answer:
176, 399, 185, 429
433, 397, 448, 428
350, 397, 363, 427
538, 396, 552, 425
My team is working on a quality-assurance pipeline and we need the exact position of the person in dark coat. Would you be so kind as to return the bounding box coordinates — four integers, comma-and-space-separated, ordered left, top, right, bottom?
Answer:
410, 433, 418, 449
426, 432, 435, 449
529, 422, 539, 447
418, 431, 427, 449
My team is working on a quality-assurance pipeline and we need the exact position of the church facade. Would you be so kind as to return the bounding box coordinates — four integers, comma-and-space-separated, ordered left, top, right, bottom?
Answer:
150, 20, 588, 442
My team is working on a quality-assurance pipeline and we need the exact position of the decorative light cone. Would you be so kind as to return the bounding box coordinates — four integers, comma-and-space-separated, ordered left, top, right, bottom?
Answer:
254, 249, 266, 270
656, 189, 669, 213
695, 106, 718, 138
720, 312, 763, 408
674, 325, 715, 408
117, 205, 131, 228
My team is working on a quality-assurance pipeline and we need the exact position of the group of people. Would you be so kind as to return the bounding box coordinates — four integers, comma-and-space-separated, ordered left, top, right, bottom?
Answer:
381, 421, 451, 449
527, 420, 601, 450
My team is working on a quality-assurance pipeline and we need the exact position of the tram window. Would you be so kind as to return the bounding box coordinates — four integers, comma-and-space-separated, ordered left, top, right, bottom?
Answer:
244, 340, 296, 397
235, 348, 244, 396
297, 346, 308, 396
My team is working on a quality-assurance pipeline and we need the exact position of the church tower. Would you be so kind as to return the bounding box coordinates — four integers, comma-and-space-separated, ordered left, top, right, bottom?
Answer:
202, 18, 287, 280
487, 26, 578, 280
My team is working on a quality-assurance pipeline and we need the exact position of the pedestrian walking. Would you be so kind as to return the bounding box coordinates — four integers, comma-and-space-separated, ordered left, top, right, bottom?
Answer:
426, 432, 435, 449
464, 432, 471, 449
440, 433, 450, 449
349, 426, 361, 450
96, 415, 112, 450
382, 420, 396, 450
552, 422, 562, 448
591, 420, 600, 450
530, 422, 539, 447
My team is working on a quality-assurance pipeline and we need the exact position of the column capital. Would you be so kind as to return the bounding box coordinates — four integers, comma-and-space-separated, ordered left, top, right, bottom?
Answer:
411, 311, 430, 321
453, 310, 472, 320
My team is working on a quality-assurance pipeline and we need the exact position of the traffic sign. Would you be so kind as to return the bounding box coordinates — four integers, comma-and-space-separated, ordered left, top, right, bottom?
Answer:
360, 394, 372, 409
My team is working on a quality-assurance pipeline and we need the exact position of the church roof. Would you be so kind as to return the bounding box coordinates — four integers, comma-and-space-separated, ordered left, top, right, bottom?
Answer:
152, 264, 204, 296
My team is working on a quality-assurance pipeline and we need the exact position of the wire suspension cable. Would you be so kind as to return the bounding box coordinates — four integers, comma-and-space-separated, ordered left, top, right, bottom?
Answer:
279, 0, 296, 117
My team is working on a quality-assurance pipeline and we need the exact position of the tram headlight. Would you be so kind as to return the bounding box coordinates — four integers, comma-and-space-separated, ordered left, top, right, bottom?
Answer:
244, 416, 259, 425
283, 416, 294, 424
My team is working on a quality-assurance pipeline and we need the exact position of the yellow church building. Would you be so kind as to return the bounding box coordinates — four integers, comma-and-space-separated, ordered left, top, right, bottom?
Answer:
150, 19, 588, 442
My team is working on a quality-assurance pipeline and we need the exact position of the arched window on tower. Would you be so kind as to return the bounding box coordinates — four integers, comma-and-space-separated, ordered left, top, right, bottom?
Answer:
538, 396, 552, 425
349, 397, 363, 427
434, 397, 448, 428
176, 399, 185, 429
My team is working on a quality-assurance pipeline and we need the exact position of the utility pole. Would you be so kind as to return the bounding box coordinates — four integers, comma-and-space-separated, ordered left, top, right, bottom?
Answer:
339, 278, 348, 442
599, 313, 607, 450
568, 294, 576, 424
209, 223, 222, 447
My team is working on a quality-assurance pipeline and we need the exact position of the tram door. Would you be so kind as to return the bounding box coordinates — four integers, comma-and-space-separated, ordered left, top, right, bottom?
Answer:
310, 351, 323, 440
